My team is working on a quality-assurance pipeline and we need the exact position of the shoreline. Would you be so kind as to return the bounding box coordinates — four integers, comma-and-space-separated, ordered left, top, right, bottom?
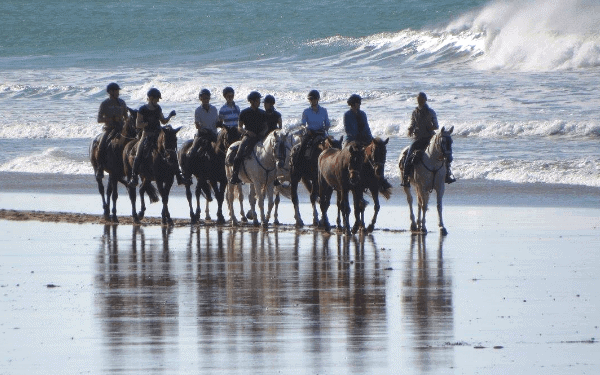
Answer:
1, 171, 599, 209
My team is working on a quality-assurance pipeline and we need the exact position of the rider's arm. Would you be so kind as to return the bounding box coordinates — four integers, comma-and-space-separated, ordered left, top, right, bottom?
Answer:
408, 111, 416, 137
429, 108, 439, 131
322, 108, 331, 131
136, 112, 147, 130
159, 109, 176, 125
97, 101, 108, 124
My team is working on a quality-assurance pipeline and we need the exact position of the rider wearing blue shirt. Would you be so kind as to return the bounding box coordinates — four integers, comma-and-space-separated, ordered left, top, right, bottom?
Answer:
294, 90, 330, 165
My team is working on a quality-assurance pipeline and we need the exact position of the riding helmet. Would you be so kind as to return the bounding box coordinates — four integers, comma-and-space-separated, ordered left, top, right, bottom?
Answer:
106, 82, 121, 92
264, 94, 275, 104
223, 86, 235, 97
247, 91, 262, 102
417, 92, 427, 101
307, 89, 320, 100
147, 88, 162, 99
347, 94, 361, 106
199, 88, 211, 98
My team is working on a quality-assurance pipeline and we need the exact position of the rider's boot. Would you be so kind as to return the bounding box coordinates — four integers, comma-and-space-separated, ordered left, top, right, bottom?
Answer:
229, 158, 242, 185
400, 164, 412, 187
128, 156, 141, 188
445, 162, 456, 184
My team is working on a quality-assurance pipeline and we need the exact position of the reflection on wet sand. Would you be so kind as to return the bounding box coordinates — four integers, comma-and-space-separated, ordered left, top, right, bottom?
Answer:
94, 226, 453, 373
403, 234, 454, 372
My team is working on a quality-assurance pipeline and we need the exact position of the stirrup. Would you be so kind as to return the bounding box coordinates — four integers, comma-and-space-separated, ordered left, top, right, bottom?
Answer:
445, 174, 456, 184
400, 177, 410, 187
229, 175, 242, 185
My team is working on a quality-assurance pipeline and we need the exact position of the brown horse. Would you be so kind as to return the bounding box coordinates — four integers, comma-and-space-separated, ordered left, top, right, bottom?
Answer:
317, 142, 365, 234
290, 134, 343, 227
123, 125, 183, 225
351, 137, 392, 233
89, 108, 139, 222
178, 125, 243, 225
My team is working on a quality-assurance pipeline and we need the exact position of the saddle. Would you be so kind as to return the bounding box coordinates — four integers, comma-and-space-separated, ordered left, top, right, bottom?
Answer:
290, 134, 326, 168
400, 148, 423, 169
225, 142, 254, 166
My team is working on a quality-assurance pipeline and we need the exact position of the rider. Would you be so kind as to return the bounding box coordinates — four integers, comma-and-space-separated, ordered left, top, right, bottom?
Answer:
263, 94, 282, 134
343, 94, 372, 146
228, 91, 268, 185
218, 86, 241, 129
294, 89, 331, 166
401, 92, 455, 187
128, 88, 187, 187
188, 88, 219, 159
96, 82, 128, 178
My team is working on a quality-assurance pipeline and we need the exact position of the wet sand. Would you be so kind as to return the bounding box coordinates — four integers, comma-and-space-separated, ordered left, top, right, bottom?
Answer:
1, 175, 599, 374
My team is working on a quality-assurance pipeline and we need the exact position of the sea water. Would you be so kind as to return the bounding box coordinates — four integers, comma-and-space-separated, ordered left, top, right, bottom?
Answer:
1, 0, 599, 187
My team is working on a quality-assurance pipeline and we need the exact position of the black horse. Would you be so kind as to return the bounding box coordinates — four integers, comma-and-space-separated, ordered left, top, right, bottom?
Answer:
289, 134, 343, 227
89, 108, 138, 222
123, 125, 183, 225
178, 125, 243, 224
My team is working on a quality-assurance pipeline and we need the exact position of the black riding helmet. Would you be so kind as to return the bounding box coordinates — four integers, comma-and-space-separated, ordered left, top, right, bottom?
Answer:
264, 94, 275, 104
307, 89, 320, 100
223, 86, 235, 97
247, 91, 262, 101
106, 82, 120, 92
199, 88, 211, 98
347, 94, 361, 106
147, 88, 161, 99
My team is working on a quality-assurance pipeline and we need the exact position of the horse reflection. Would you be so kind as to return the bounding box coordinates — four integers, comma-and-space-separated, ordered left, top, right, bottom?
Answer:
95, 224, 179, 370
403, 235, 453, 371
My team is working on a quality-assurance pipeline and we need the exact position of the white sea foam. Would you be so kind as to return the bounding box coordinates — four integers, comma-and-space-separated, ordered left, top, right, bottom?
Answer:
0, 147, 91, 175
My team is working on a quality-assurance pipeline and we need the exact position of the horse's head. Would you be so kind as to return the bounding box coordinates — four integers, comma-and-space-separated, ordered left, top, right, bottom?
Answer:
365, 137, 389, 180
159, 125, 182, 160
123, 108, 139, 139
348, 142, 364, 186
217, 126, 243, 153
271, 130, 289, 169
438, 126, 454, 163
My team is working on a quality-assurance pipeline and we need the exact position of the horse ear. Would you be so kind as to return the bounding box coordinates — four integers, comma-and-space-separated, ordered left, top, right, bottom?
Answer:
339, 135, 344, 144
441, 126, 446, 133
174, 126, 183, 133
447, 126, 454, 134
383, 137, 389, 145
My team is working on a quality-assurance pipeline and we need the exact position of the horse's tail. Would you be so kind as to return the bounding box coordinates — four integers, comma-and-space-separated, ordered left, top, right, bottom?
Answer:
379, 179, 393, 200
144, 183, 160, 203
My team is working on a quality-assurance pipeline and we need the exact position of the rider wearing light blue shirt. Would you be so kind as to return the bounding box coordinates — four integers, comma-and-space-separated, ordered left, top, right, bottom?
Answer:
293, 90, 331, 167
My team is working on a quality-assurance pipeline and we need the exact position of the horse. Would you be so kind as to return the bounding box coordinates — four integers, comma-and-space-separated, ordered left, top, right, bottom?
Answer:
177, 125, 242, 225
317, 142, 365, 234
89, 108, 139, 222
271, 129, 301, 225
123, 125, 183, 225
290, 134, 344, 227
350, 137, 392, 233
225, 130, 280, 227
398, 126, 454, 235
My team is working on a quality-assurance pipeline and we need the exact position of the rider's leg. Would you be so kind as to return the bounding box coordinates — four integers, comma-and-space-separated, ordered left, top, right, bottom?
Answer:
401, 144, 414, 187
229, 136, 249, 185
96, 130, 110, 178
128, 132, 146, 188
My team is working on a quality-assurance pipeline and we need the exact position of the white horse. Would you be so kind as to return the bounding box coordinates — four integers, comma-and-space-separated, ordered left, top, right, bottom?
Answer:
398, 126, 454, 235
225, 131, 280, 227
271, 130, 301, 225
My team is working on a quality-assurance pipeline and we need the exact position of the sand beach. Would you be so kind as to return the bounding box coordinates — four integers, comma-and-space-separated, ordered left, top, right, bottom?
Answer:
1, 172, 599, 374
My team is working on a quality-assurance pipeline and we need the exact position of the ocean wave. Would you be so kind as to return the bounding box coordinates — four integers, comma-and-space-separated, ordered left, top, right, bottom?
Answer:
0, 147, 91, 175
304, 0, 600, 72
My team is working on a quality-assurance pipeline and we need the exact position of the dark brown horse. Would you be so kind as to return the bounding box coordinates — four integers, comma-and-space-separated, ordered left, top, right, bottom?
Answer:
317, 142, 365, 234
351, 137, 392, 233
123, 125, 183, 225
89, 108, 138, 222
178, 125, 243, 225
290, 135, 343, 227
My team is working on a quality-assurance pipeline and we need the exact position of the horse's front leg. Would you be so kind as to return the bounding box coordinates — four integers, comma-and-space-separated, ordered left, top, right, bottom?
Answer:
404, 186, 417, 232
310, 182, 320, 227
185, 181, 196, 224
264, 184, 275, 228
109, 176, 119, 223
341, 189, 351, 235
96, 174, 110, 220
418, 193, 429, 234
226, 183, 238, 226
158, 180, 174, 226
138, 181, 148, 220
290, 174, 304, 227
273, 191, 280, 226
367, 187, 380, 233
237, 184, 248, 223
247, 184, 257, 221
351, 189, 364, 234
213, 180, 226, 224
252, 183, 263, 227
318, 184, 333, 232
127, 183, 139, 224
436, 187, 447, 236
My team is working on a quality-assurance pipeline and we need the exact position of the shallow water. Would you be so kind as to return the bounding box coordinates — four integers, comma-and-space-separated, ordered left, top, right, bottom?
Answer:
1, 205, 599, 374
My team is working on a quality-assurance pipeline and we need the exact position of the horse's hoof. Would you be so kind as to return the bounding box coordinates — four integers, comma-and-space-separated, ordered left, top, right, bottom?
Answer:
253, 220, 260, 227
410, 223, 418, 232
111, 215, 119, 224
241, 216, 248, 223
441, 227, 448, 236
273, 219, 280, 226
138, 212, 145, 220
312, 219, 319, 227
217, 216, 225, 225
367, 224, 375, 233
262, 222, 269, 229
168, 218, 174, 226
205, 215, 211, 221
295, 220, 304, 228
